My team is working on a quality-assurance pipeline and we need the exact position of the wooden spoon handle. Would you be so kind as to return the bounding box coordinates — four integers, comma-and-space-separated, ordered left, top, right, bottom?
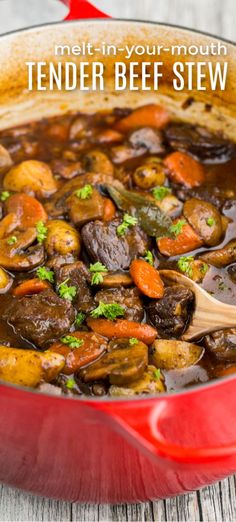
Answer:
183, 302, 236, 340
160, 269, 236, 341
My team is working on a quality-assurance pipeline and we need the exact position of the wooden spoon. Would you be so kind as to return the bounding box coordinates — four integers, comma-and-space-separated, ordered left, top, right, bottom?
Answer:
159, 269, 236, 341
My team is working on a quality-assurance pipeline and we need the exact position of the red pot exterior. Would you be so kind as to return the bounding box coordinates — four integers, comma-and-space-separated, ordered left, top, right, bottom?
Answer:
0, 7, 236, 502
0, 377, 236, 503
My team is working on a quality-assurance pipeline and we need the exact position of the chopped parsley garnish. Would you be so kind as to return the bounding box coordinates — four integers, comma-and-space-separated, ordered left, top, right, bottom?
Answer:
60, 336, 84, 349
117, 214, 138, 236
36, 266, 54, 283
153, 368, 161, 380
0, 191, 10, 202
144, 250, 154, 266
129, 338, 139, 346
58, 279, 77, 301
218, 280, 227, 291
152, 186, 171, 202
66, 378, 76, 390
206, 217, 215, 227
90, 302, 125, 320
75, 184, 93, 200
75, 312, 86, 327
200, 262, 209, 275
7, 235, 17, 245
36, 220, 48, 244
89, 262, 108, 285
169, 219, 186, 237
177, 256, 194, 277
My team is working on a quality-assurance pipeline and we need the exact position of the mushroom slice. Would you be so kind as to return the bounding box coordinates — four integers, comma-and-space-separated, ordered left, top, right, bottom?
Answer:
183, 198, 223, 247
0, 213, 19, 239
150, 339, 204, 370
101, 272, 133, 288
45, 172, 114, 217
0, 346, 65, 388
200, 240, 236, 268
0, 228, 44, 271
80, 338, 148, 385
109, 365, 165, 396
0, 267, 13, 293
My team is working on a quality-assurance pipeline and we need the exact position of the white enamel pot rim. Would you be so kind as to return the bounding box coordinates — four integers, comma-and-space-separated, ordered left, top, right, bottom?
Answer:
0, 18, 235, 137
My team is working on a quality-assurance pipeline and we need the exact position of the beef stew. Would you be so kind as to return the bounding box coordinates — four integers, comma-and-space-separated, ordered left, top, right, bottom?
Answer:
0, 103, 235, 397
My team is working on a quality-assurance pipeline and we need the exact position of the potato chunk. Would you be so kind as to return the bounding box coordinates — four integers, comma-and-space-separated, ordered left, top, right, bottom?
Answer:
0, 267, 13, 293
83, 150, 114, 176
3, 160, 57, 198
133, 162, 165, 189
0, 346, 65, 387
150, 339, 204, 370
45, 220, 80, 257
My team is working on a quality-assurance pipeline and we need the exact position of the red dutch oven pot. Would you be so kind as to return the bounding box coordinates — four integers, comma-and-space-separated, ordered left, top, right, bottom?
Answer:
0, 0, 236, 503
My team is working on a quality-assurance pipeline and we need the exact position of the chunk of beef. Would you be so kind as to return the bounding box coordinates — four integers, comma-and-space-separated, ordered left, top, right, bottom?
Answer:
3, 289, 75, 349
146, 285, 194, 337
129, 127, 166, 154
51, 159, 83, 179
165, 123, 236, 163
81, 219, 149, 271
67, 188, 104, 227
55, 261, 94, 313
204, 328, 236, 362
94, 287, 144, 321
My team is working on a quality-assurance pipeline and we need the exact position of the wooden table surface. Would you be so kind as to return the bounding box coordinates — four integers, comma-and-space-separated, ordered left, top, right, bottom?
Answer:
0, 0, 235, 520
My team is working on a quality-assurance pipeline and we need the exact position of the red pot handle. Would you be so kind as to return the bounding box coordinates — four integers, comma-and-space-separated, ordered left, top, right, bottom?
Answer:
59, 0, 111, 20
99, 401, 236, 465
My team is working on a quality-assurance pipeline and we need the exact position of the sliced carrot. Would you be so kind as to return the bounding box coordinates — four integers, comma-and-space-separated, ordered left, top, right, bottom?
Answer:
6, 193, 47, 229
95, 129, 123, 144
87, 318, 157, 345
45, 122, 70, 141
115, 104, 170, 133
130, 259, 164, 298
215, 365, 236, 378
103, 198, 116, 221
101, 273, 133, 288
13, 278, 50, 297
157, 219, 203, 257
164, 151, 205, 188
49, 332, 107, 375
